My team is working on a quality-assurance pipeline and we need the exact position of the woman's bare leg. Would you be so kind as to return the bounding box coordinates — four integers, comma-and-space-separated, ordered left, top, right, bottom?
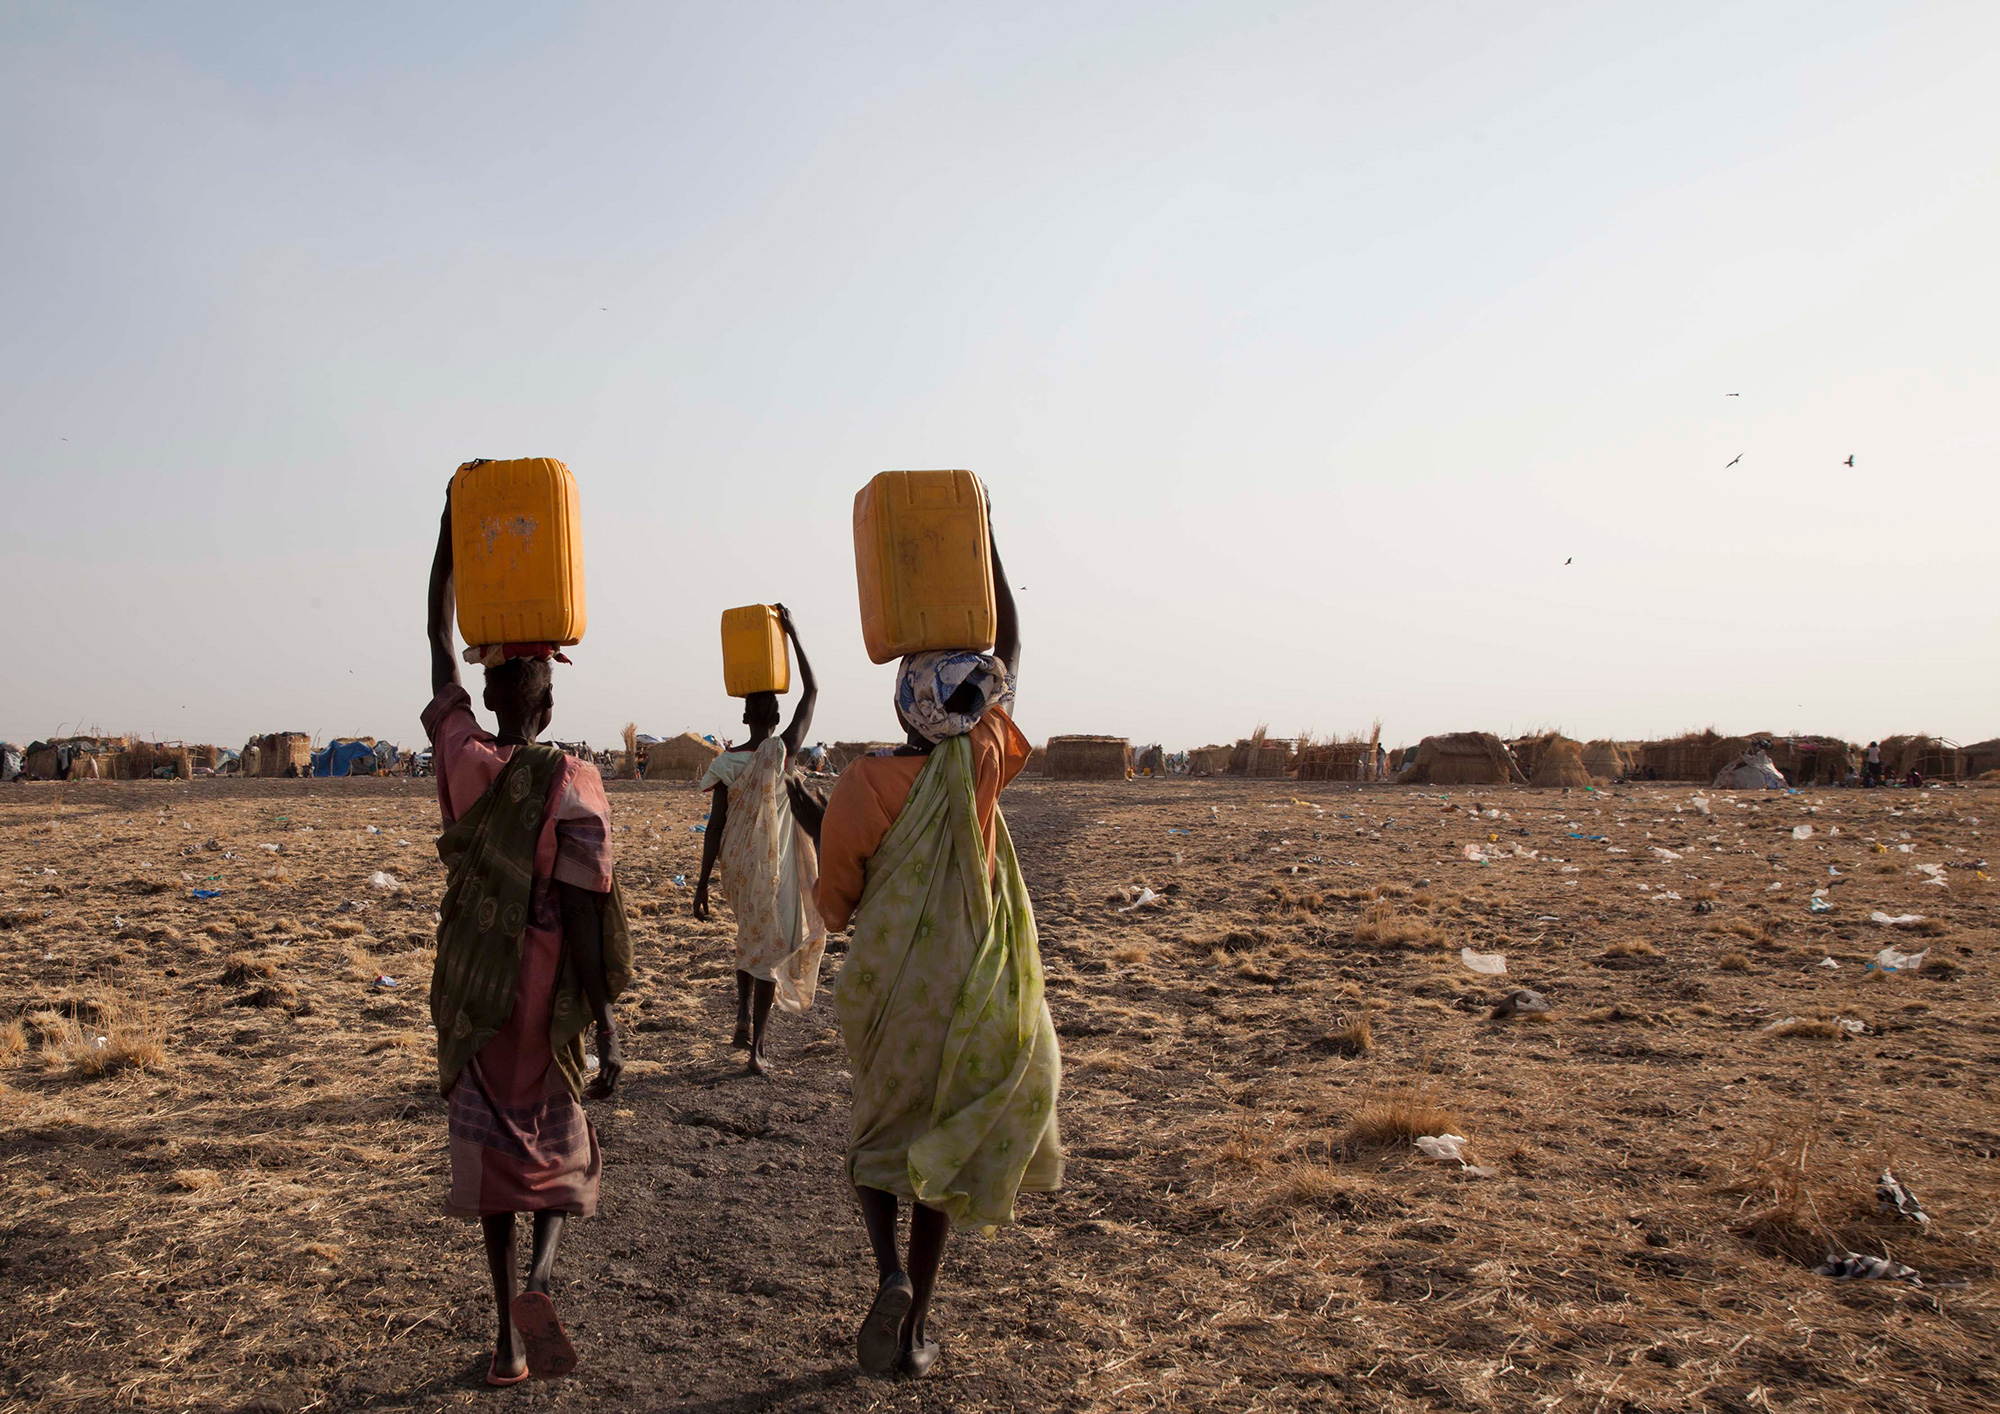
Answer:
905, 1203, 950, 1346
857, 1186, 902, 1281
732, 970, 753, 1048
481, 1214, 526, 1377
525, 1210, 566, 1293
748, 977, 777, 1074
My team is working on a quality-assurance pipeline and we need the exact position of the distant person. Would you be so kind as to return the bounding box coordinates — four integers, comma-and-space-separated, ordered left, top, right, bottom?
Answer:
422, 490, 630, 1386
691, 605, 827, 1076
814, 502, 1061, 1379
1865, 741, 1883, 787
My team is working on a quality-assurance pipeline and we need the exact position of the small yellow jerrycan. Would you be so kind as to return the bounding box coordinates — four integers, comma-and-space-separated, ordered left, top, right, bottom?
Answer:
449, 458, 586, 648
720, 605, 790, 696
852, 470, 994, 665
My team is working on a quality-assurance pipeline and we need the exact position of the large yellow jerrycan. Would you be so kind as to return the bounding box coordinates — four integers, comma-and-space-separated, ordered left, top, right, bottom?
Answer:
852, 470, 994, 665
449, 458, 586, 648
720, 605, 791, 696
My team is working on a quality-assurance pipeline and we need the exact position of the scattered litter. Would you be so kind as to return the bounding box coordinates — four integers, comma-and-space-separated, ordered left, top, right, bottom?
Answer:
585, 1054, 601, 1072
1809, 896, 1831, 913
1828, 866, 1841, 877
1692, 796, 1711, 815
688, 825, 705, 833
1871, 912, 1927, 927
260, 843, 280, 852
1651, 847, 1682, 861
1460, 947, 1507, 975
336, 900, 364, 914
673, 874, 686, 888
1414, 1134, 1469, 1163
1818, 957, 1840, 969
366, 826, 381, 834
1816, 1252, 1920, 1285
190, 888, 221, 900
1117, 888, 1161, 913
1490, 988, 1550, 1019
369, 871, 399, 889
372, 975, 399, 989
1568, 832, 1605, 841
1870, 946, 1928, 972
1792, 825, 1813, 840
1765, 882, 1784, 892
1836, 1017, 1866, 1034
1877, 1170, 1930, 1227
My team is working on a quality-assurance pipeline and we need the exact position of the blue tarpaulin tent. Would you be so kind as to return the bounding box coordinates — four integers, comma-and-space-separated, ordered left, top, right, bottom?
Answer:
312, 740, 379, 777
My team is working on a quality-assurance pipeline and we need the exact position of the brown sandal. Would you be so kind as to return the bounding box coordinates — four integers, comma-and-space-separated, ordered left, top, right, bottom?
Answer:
856, 1274, 914, 1375
510, 1291, 577, 1379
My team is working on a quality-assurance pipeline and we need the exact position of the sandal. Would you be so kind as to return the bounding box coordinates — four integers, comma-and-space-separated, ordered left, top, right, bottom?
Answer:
484, 1353, 530, 1388
900, 1334, 941, 1379
856, 1273, 914, 1375
510, 1290, 578, 1379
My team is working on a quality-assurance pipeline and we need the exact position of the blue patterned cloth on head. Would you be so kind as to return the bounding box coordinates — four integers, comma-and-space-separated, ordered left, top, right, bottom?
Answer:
895, 650, 1014, 743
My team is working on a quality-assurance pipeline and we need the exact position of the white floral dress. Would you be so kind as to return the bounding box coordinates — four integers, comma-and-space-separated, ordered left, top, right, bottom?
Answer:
701, 738, 828, 1013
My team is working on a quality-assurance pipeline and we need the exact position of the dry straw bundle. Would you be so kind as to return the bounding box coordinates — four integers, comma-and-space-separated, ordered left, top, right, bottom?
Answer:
1046, 735, 1131, 780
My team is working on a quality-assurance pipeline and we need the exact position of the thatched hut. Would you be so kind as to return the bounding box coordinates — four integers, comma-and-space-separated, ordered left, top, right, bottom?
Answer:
1638, 730, 1726, 782
1230, 738, 1297, 778
1528, 735, 1592, 788
1580, 739, 1627, 782
123, 742, 192, 780
644, 732, 724, 781
250, 732, 313, 777
1960, 739, 2000, 779
1295, 738, 1372, 781
1047, 736, 1131, 780
828, 741, 899, 772
1396, 733, 1526, 786
1186, 745, 1235, 777
1880, 735, 1961, 782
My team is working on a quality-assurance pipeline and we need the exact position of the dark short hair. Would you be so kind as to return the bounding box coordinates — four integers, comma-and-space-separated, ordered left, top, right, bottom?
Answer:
744, 690, 780, 728
484, 657, 554, 721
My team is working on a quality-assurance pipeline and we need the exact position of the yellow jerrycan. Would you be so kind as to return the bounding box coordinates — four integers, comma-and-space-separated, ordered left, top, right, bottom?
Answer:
720, 605, 791, 696
449, 458, 586, 648
852, 470, 994, 665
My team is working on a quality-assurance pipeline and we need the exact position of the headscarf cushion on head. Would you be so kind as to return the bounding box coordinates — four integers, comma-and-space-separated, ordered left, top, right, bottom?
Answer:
895, 650, 1014, 744
462, 642, 573, 668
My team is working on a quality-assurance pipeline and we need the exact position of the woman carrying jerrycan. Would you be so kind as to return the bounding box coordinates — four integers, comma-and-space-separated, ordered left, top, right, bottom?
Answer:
815, 474, 1064, 1379
692, 603, 829, 1076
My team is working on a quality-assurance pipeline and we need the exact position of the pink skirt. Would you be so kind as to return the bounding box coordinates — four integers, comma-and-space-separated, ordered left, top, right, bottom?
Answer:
444, 1057, 601, 1218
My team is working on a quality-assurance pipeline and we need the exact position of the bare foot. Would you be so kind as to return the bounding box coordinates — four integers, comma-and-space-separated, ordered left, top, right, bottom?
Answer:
730, 1022, 751, 1050
747, 1046, 770, 1076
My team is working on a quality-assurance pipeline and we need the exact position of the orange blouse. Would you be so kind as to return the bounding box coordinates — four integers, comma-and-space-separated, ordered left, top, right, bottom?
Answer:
813, 708, 1030, 932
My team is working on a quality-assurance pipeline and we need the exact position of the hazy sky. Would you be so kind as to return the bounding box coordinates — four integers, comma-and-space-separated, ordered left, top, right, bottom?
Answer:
5, 2, 1997, 753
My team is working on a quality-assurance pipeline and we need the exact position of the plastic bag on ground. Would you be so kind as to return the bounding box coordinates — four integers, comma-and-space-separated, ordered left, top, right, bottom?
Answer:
1414, 1134, 1468, 1163
1877, 1170, 1930, 1227
1816, 1252, 1920, 1285
1460, 947, 1506, 975
1871, 946, 1928, 972
1871, 912, 1926, 927
369, 871, 399, 889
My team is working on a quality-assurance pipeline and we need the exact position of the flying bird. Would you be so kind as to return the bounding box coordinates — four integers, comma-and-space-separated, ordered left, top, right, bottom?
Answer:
1726, 392, 1740, 397
1844, 455, 1855, 467
1726, 454, 1742, 468
1564, 557, 1572, 565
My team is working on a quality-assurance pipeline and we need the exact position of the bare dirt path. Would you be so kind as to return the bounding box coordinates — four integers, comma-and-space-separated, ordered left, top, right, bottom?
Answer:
4, 776, 1999, 1412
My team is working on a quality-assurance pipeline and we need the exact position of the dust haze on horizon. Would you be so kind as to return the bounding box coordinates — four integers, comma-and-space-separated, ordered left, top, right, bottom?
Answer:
3, 3, 1996, 756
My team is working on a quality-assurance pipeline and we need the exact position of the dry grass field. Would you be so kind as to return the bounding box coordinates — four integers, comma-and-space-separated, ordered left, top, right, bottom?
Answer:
3, 774, 1998, 1412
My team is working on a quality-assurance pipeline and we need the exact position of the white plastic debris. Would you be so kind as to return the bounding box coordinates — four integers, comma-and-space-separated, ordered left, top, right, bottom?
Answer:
1871, 946, 1928, 972
366, 825, 380, 834
1414, 1134, 1469, 1163
1818, 957, 1841, 969
1766, 881, 1785, 892
1692, 796, 1711, 815
1817, 1252, 1920, 1285
1871, 912, 1927, 927
1809, 896, 1831, 913
1877, 1170, 1930, 1227
1651, 847, 1682, 861
368, 871, 399, 889
1116, 888, 1160, 913
1792, 825, 1813, 840
1460, 947, 1507, 975
260, 843, 280, 852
